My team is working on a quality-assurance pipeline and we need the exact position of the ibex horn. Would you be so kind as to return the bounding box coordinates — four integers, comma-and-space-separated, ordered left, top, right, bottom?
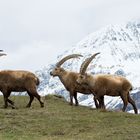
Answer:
80, 52, 100, 74
56, 54, 83, 67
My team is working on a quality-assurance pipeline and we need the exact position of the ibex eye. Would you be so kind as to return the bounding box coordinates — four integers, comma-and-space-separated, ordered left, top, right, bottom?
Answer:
80, 75, 83, 78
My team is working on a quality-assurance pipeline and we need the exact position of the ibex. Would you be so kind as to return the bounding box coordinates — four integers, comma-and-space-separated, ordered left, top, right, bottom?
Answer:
0, 51, 44, 108
76, 53, 138, 114
50, 54, 101, 108
0, 50, 6, 57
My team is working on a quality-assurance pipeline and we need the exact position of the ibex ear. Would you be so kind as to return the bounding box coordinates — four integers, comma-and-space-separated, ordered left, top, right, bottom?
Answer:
60, 68, 65, 72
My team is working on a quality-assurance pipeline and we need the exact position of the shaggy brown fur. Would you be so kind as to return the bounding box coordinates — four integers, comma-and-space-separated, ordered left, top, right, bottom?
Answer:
50, 51, 105, 108
50, 54, 106, 108
77, 53, 138, 114
50, 68, 101, 107
0, 70, 44, 108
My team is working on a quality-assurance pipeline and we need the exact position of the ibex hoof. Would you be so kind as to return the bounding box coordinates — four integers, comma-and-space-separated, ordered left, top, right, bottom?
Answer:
3, 105, 8, 109
41, 103, 44, 108
69, 103, 73, 106
75, 104, 79, 106
26, 105, 31, 108
12, 106, 16, 109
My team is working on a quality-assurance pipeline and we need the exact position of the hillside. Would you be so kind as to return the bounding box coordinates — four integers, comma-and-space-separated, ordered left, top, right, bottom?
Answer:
36, 21, 140, 112
0, 95, 140, 140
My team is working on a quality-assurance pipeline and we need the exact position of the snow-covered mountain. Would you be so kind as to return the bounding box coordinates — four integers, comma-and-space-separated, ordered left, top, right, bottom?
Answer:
36, 21, 140, 112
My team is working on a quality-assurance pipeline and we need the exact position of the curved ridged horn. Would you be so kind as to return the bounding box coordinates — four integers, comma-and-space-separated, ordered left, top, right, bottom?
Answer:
56, 54, 83, 67
0, 50, 6, 57
0, 53, 6, 57
80, 52, 100, 74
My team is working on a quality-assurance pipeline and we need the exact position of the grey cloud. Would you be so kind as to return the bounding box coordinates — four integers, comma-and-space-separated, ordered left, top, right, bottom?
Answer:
0, 0, 140, 70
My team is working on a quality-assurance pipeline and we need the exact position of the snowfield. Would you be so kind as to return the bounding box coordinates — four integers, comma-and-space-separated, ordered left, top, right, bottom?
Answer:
36, 21, 140, 112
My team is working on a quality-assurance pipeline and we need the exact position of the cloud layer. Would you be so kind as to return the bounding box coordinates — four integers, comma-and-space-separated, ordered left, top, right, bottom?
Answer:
0, 0, 140, 71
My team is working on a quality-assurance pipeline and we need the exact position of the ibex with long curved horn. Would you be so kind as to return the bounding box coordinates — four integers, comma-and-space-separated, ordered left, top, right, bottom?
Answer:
0, 50, 6, 57
0, 50, 44, 108
77, 53, 138, 114
50, 54, 100, 107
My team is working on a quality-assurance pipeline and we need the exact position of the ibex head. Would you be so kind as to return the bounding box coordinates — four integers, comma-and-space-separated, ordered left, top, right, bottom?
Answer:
76, 52, 100, 85
50, 54, 83, 77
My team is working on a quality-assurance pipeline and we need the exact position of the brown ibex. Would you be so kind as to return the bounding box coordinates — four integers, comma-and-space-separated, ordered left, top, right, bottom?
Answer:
76, 53, 138, 114
0, 51, 44, 108
50, 54, 101, 108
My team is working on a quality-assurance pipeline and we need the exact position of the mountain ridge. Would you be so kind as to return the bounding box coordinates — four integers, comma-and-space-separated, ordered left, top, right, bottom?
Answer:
36, 21, 140, 112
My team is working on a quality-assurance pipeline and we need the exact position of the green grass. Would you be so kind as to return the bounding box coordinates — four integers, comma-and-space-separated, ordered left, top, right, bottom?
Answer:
0, 95, 140, 140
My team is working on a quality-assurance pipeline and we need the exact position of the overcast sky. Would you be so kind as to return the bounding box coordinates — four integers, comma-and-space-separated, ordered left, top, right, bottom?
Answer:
0, 0, 140, 71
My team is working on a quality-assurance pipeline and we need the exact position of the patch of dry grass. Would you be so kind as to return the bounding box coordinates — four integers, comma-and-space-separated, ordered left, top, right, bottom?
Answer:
0, 95, 140, 140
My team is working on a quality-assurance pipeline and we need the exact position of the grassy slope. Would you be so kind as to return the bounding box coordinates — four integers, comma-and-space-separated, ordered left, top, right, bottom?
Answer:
0, 95, 140, 140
